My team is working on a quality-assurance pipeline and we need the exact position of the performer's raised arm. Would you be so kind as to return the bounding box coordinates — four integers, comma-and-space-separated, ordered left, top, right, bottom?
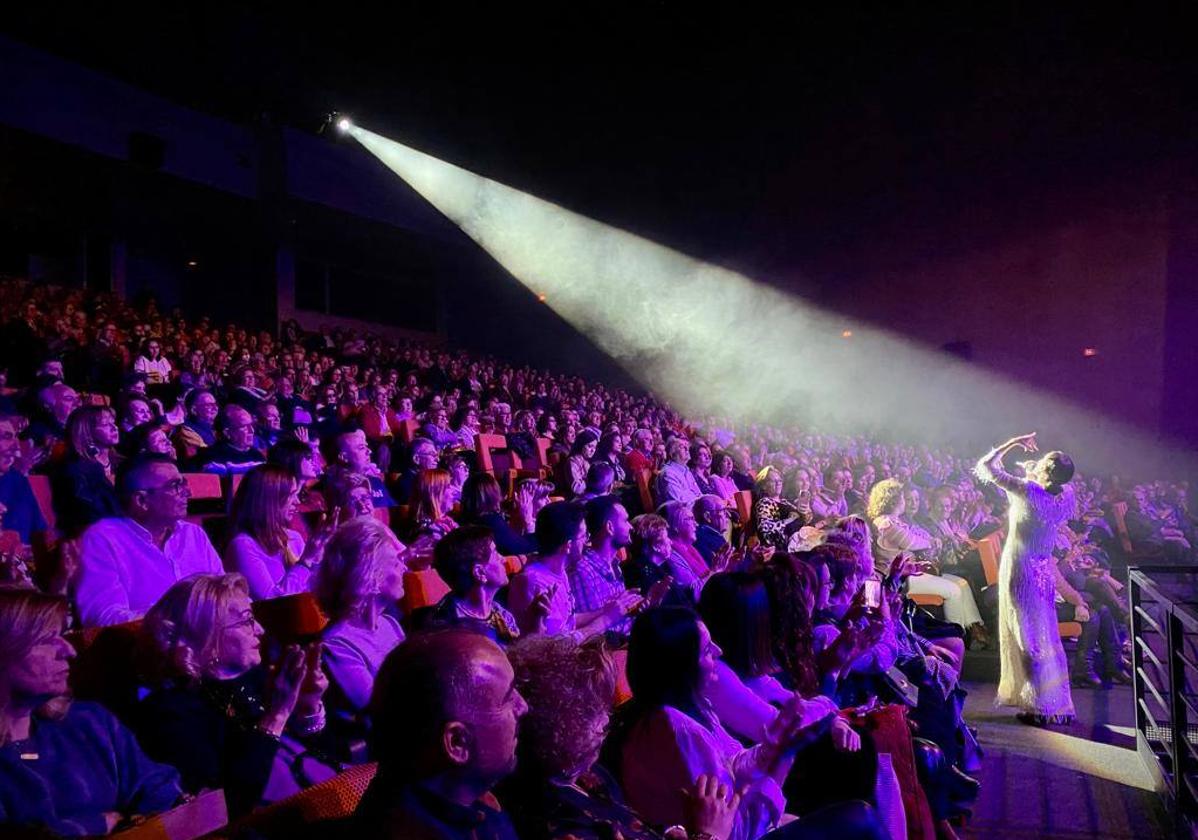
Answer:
974, 433, 1038, 496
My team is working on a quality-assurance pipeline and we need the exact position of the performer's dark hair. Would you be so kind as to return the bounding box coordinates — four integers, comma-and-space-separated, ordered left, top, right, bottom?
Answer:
1042, 451, 1074, 493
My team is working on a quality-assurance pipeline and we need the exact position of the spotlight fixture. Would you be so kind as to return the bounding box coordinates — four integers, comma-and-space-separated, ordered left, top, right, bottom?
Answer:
337, 117, 352, 133
1083, 347, 1098, 358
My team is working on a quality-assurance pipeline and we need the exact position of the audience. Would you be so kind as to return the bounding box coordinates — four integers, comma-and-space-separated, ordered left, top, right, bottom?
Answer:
135, 574, 334, 816
75, 455, 223, 626
0, 274, 1189, 838
0, 589, 182, 835
50, 405, 122, 537
226, 464, 333, 600
313, 517, 408, 716
353, 629, 527, 838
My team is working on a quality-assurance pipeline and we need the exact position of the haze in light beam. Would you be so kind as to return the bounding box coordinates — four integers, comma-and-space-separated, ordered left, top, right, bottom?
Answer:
348, 124, 1192, 477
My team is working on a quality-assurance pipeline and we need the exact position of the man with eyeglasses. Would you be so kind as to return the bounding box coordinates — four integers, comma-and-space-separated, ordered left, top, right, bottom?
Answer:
197, 405, 266, 475
76, 454, 223, 627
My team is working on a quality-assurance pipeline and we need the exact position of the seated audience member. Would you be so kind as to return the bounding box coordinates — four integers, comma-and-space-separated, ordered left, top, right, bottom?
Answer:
0, 416, 47, 545
0, 590, 182, 836
406, 468, 459, 546
502, 634, 741, 840
566, 429, 599, 498
625, 427, 655, 476
624, 513, 693, 607
593, 430, 627, 484
49, 405, 123, 537
709, 451, 740, 502
125, 419, 177, 460
268, 437, 327, 535
654, 436, 703, 506
444, 452, 471, 509
135, 574, 334, 816
133, 338, 172, 385
459, 472, 538, 556
506, 409, 539, 460
350, 629, 528, 838
509, 501, 636, 638
25, 382, 79, 451
330, 429, 395, 510
116, 393, 155, 435
694, 494, 732, 566
753, 467, 807, 551
312, 517, 408, 716
173, 388, 219, 461
1055, 549, 1129, 688
689, 439, 717, 496
416, 524, 525, 645
868, 478, 986, 647
254, 402, 284, 452
661, 500, 727, 601
569, 496, 643, 636
697, 572, 799, 741
577, 461, 616, 502
325, 469, 376, 523
421, 406, 460, 452
225, 464, 333, 600
392, 436, 440, 504
75, 454, 223, 627
812, 466, 851, 520
197, 404, 266, 474
451, 405, 481, 451
613, 607, 881, 840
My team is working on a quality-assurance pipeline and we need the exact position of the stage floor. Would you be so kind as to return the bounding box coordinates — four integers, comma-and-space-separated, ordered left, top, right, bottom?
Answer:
960, 652, 1170, 839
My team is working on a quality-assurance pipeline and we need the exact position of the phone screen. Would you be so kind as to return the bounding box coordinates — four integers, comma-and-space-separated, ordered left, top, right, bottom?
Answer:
863, 579, 882, 610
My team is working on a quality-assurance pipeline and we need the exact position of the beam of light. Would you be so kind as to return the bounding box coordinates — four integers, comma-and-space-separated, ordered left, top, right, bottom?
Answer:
346, 123, 1193, 477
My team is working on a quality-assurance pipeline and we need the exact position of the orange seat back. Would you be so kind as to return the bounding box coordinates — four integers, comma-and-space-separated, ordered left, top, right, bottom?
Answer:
253, 592, 328, 643
231, 763, 377, 837
733, 490, 753, 524
503, 554, 527, 575
635, 469, 654, 514
402, 568, 451, 613
973, 532, 1002, 587
183, 472, 223, 500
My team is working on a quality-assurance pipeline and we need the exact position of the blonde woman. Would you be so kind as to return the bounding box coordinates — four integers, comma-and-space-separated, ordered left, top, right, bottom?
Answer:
868, 478, 987, 647
0, 590, 181, 835
226, 464, 334, 600
50, 405, 122, 536
312, 517, 408, 714
134, 573, 332, 816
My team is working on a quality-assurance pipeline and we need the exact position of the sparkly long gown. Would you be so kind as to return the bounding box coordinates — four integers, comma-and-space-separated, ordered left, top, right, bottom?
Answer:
975, 448, 1076, 720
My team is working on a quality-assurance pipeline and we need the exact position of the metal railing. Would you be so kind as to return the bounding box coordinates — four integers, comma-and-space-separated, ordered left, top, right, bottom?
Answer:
1129, 565, 1198, 838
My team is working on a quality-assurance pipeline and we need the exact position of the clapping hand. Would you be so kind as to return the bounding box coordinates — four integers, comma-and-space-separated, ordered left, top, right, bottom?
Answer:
682, 774, 742, 840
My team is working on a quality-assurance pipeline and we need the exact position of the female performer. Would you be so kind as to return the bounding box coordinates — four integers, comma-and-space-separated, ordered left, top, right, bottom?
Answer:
975, 433, 1077, 725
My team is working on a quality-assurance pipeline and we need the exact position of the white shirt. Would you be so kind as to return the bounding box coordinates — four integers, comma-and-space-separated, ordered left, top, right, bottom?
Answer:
224, 529, 310, 601
133, 356, 172, 384
76, 517, 223, 627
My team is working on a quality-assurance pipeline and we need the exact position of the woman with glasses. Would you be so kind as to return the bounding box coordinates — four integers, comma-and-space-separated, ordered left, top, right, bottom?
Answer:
134, 574, 335, 817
